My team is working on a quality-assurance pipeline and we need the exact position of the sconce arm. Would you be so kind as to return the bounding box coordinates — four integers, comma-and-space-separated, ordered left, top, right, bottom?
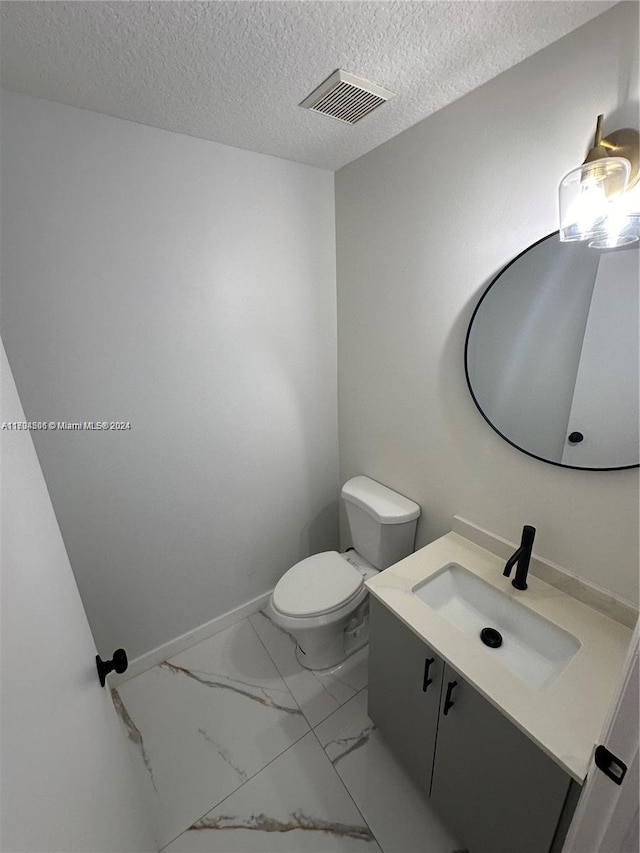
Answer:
582, 115, 639, 187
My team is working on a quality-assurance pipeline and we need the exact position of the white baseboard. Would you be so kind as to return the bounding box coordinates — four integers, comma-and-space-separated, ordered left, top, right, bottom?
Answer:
109, 590, 273, 687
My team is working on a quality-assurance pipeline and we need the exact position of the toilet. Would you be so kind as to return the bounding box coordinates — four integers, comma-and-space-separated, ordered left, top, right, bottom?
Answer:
267, 476, 420, 670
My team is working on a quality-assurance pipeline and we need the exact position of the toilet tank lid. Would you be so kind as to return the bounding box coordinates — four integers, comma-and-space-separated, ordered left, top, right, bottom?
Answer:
341, 476, 420, 524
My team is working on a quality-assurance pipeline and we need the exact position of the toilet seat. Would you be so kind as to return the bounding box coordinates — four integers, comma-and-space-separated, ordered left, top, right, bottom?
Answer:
272, 551, 364, 618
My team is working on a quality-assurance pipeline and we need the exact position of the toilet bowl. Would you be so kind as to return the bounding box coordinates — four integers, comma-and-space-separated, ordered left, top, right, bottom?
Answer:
268, 476, 420, 670
267, 549, 376, 670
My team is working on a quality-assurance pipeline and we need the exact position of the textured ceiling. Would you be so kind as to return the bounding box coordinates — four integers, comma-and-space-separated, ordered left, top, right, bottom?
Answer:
0, 1, 618, 171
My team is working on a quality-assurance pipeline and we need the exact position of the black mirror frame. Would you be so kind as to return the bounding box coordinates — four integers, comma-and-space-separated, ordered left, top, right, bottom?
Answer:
464, 229, 640, 472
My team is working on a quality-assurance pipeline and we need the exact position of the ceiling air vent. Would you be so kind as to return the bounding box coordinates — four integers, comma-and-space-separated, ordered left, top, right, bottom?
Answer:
300, 69, 394, 125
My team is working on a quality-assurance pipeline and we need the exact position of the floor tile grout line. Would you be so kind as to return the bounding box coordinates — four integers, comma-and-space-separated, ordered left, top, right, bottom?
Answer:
245, 613, 310, 719
308, 725, 384, 852
161, 615, 310, 851
159, 616, 375, 851
159, 725, 313, 851
150, 619, 458, 853
311, 683, 369, 733
250, 610, 371, 727
314, 651, 371, 705
247, 611, 345, 728
306, 675, 385, 849
313, 690, 465, 853
310, 666, 350, 705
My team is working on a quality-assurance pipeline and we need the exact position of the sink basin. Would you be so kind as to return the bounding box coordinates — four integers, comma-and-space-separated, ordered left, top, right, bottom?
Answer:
412, 563, 581, 689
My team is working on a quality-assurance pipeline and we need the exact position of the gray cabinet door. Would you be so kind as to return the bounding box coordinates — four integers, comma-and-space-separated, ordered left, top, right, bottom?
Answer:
367, 597, 444, 794
431, 664, 572, 853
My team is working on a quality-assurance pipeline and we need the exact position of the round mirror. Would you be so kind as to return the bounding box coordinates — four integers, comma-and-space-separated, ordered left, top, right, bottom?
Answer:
465, 217, 639, 471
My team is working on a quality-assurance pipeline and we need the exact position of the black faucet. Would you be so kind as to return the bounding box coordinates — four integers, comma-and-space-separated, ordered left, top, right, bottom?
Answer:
503, 525, 536, 590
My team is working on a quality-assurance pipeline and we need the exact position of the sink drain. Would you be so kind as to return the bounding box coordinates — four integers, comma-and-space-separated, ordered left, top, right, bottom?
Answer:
480, 627, 503, 648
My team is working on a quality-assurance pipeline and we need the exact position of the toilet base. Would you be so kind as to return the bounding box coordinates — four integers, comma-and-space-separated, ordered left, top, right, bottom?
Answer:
295, 612, 370, 671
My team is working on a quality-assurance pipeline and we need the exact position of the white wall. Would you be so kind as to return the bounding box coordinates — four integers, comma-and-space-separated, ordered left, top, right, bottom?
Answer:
336, 3, 639, 604
0, 340, 156, 852
1, 92, 338, 659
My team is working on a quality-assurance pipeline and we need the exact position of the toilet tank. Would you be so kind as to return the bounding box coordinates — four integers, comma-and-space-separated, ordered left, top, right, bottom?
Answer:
341, 476, 421, 570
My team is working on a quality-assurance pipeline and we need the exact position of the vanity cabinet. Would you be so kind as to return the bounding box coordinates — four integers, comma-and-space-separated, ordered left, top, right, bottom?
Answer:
368, 597, 574, 853
431, 662, 572, 853
368, 596, 444, 794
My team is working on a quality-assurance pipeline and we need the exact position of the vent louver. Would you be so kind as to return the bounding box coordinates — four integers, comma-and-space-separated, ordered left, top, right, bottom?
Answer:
300, 70, 394, 125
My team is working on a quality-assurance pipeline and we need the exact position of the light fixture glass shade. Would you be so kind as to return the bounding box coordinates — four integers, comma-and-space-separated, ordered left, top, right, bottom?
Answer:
587, 206, 640, 249
558, 157, 631, 243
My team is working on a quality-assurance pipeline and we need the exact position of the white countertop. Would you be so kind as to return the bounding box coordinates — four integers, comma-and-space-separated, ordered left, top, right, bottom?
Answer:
366, 532, 633, 783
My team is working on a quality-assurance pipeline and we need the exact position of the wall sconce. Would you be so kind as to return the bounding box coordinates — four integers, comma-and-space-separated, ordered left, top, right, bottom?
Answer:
559, 115, 639, 247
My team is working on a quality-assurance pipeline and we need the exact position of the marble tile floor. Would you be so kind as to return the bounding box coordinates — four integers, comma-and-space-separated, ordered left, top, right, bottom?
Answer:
112, 610, 463, 853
